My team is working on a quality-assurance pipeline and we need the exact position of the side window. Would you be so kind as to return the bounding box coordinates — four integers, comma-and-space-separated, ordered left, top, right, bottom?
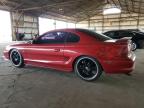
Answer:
37, 32, 66, 44
113, 31, 120, 39
105, 31, 119, 39
107, 32, 115, 38
66, 33, 80, 43
119, 31, 134, 37
56, 32, 66, 43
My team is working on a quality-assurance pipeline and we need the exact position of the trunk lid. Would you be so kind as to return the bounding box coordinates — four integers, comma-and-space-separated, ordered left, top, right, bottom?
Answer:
104, 38, 133, 59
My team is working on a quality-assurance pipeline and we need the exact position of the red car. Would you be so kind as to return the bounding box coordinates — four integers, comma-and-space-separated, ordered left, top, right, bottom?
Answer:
3, 29, 136, 81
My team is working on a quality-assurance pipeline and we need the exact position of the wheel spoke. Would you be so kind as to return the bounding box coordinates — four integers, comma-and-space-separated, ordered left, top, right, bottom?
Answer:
11, 51, 21, 65
77, 58, 98, 79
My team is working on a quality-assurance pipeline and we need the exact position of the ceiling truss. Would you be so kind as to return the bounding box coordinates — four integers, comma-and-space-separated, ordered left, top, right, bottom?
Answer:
0, 0, 144, 22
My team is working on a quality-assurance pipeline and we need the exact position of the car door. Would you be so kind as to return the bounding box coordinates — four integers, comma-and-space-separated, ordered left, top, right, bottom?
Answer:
25, 31, 66, 69
63, 32, 80, 69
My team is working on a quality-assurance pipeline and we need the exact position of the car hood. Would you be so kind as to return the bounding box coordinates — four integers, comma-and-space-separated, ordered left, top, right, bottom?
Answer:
6, 41, 30, 49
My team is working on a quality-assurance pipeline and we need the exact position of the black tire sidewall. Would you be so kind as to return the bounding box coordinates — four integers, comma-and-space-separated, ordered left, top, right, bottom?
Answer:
10, 49, 24, 67
74, 56, 102, 81
132, 42, 137, 51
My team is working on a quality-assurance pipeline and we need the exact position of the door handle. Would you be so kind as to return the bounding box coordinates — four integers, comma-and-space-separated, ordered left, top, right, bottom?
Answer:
54, 49, 60, 52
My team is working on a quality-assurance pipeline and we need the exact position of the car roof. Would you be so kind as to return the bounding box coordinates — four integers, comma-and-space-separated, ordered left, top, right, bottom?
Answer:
41, 28, 98, 35
104, 29, 140, 33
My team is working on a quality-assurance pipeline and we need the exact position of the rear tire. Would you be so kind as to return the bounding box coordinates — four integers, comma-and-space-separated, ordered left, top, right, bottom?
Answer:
10, 49, 25, 68
74, 56, 102, 81
132, 42, 137, 51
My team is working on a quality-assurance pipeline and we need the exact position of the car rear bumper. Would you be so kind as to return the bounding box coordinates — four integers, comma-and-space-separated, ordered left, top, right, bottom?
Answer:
102, 52, 136, 74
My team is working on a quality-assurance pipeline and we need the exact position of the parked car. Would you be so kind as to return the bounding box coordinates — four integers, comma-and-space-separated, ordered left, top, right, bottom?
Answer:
103, 29, 144, 50
3, 29, 135, 81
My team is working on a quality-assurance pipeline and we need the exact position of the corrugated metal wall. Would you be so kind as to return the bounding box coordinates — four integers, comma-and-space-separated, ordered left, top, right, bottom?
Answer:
76, 13, 144, 33
10, 12, 144, 40
11, 12, 39, 40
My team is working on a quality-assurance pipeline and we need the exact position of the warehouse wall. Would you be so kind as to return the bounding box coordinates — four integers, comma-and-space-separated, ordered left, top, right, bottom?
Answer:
76, 13, 144, 33
11, 12, 39, 40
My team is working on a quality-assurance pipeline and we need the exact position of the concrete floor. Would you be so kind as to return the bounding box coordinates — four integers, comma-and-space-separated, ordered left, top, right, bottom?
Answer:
0, 43, 144, 108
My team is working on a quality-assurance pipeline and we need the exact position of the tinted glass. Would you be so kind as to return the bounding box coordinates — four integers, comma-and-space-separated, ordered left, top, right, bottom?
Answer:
77, 29, 112, 41
37, 32, 66, 44
66, 33, 80, 43
119, 31, 134, 37
104, 31, 120, 39
105, 32, 115, 37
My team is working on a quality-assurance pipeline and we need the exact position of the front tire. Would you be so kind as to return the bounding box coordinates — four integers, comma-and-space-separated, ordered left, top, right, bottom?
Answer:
10, 49, 25, 68
74, 56, 102, 81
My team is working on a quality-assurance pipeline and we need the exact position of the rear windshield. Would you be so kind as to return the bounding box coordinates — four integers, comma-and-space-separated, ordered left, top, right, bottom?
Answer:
77, 29, 112, 41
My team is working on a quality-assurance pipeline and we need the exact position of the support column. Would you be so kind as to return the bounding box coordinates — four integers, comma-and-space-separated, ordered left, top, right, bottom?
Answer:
88, 17, 90, 29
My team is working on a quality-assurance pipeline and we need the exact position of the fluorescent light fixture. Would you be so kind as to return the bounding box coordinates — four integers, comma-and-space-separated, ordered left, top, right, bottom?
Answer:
103, 7, 121, 15
103, 4, 121, 15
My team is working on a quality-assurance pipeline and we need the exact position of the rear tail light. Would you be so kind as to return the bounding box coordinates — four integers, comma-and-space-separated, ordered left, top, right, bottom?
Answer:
128, 40, 133, 51
120, 40, 132, 58
127, 41, 132, 58
128, 43, 131, 52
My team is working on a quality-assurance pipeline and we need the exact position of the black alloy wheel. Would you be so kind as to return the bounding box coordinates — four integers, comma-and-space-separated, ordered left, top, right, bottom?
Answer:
10, 49, 24, 68
75, 56, 102, 81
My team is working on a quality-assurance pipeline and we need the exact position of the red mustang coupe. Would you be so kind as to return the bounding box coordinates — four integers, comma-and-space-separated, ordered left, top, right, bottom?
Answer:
3, 29, 136, 81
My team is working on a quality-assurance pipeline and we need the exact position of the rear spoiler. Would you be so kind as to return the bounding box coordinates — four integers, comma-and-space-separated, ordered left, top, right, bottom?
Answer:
105, 37, 132, 43
120, 37, 132, 40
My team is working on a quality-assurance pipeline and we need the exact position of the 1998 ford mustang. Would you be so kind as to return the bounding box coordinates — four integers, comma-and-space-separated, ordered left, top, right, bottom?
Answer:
3, 29, 136, 81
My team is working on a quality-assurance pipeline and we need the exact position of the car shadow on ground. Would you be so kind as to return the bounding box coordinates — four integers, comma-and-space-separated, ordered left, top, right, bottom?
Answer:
17, 65, 143, 88
0, 57, 143, 89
